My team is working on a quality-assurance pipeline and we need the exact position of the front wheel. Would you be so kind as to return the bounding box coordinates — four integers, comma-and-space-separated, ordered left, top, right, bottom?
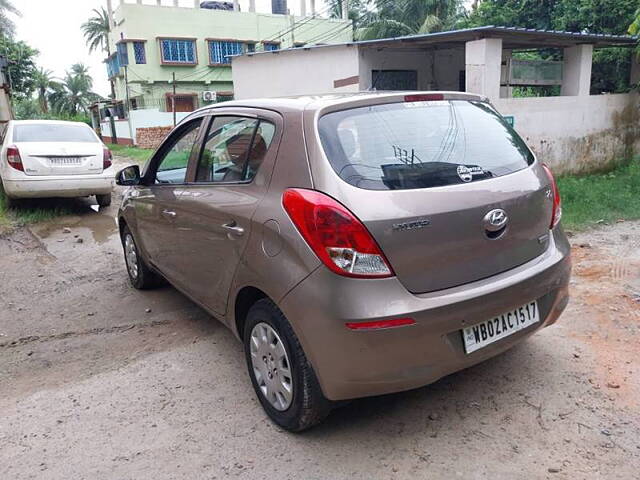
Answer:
244, 298, 332, 432
121, 226, 163, 289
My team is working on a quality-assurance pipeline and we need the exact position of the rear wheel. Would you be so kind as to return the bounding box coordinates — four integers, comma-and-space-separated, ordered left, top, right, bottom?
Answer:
244, 298, 332, 432
96, 193, 112, 207
121, 226, 163, 289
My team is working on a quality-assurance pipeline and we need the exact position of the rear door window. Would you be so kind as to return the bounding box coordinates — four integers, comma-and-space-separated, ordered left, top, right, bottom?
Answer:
194, 116, 275, 183
318, 100, 534, 190
13, 124, 97, 143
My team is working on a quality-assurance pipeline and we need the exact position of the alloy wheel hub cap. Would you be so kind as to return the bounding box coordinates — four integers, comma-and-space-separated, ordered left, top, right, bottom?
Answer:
124, 234, 139, 279
249, 322, 293, 411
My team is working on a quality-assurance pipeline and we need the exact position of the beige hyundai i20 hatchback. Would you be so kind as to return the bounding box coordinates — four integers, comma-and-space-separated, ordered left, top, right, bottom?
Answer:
116, 92, 571, 431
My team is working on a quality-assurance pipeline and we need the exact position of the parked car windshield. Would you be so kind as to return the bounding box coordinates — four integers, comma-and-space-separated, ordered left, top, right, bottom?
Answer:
13, 124, 97, 143
318, 100, 534, 190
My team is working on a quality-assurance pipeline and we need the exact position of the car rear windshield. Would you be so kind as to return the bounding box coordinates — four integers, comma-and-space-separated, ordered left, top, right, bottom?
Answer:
318, 100, 534, 190
13, 124, 97, 143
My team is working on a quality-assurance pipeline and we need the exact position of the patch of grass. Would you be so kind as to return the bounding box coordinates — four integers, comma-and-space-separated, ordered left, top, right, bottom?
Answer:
0, 190, 74, 231
109, 144, 154, 165
557, 158, 640, 231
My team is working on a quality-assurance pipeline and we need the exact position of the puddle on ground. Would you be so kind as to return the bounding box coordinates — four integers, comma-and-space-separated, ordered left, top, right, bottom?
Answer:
31, 204, 118, 246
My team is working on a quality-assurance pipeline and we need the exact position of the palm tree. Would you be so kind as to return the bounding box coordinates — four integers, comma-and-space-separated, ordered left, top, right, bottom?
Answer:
49, 67, 101, 116
330, 0, 464, 41
81, 7, 111, 56
81, 7, 115, 98
0, 0, 19, 39
33, 68, 56, 113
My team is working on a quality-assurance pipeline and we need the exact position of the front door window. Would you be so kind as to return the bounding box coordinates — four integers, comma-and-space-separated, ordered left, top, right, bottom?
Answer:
155, 119, 202, 184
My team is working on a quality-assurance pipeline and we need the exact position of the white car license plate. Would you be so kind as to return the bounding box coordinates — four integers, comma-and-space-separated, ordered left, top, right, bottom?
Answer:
462, 301, 539, 354
49, 156, 82, 165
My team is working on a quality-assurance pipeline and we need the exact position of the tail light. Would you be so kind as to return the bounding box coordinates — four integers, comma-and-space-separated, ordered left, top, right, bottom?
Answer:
542, 164, 562, 229
6, 146, 23, 171
282, 188, 394, 278
103, 147, 113, 170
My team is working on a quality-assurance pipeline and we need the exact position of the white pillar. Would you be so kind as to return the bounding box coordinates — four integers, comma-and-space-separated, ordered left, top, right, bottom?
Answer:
561, 44, 593, 96
300, 0, 306, 17
341, 0, 348, 20
233, 0, 240, 11
310, 0, 315, 15
249, 0, 256, 12
465, 38, 502, 102
630, 54, 640, 87
173, 0, 179, 6
156, 0, 162, 5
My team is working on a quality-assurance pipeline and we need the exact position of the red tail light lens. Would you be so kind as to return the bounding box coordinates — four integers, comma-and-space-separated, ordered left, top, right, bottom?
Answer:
103, 147, 113, 170
6, 145, 23, 171
542, 164, 562, 229
282, 188, 394, 278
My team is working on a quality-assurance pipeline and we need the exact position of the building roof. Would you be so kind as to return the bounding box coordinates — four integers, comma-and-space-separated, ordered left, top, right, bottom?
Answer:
239, 25, 638, 58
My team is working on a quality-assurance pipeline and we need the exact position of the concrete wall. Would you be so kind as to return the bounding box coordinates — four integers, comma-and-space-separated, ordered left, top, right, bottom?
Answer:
494, 93, 640, 174
100, 108, 191, 144
233, 45, 360, 98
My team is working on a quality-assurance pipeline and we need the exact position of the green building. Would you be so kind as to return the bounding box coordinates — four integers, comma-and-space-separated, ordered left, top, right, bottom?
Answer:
105, 1, 353, 115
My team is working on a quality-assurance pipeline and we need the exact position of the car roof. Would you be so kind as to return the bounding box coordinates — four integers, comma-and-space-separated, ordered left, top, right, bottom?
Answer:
192, 91, 488, 116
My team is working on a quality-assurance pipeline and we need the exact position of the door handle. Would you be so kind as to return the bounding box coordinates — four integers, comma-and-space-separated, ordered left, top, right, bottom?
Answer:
161, 209, 177, 218
222, 221, 245, 236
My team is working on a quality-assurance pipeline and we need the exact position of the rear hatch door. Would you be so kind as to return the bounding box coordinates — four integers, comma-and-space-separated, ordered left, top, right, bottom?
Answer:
315, 97, 554, 293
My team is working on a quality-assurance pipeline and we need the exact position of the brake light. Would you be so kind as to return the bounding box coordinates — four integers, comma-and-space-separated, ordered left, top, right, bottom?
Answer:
282, 188, 394, 278
404, 93, 444, 102
346, 318, 416, 330
6, 146, 23, 171
103, 147, 113, 170
542, 164, 562, 229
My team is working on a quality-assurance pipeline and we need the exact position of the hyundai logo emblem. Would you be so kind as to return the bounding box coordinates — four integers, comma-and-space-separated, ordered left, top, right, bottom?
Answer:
483, 209, 508, 232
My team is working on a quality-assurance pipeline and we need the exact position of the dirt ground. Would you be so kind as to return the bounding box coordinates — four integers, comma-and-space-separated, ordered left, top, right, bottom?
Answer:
1, 160, 639, 479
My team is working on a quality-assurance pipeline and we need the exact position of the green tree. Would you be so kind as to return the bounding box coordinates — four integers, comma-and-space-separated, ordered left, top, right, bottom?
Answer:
33, 67, 57, 113
48, 66, 101, 116
81, 7, 115, 98
330, 0, 464, 40
630, 6, 640, 35
0, 35, 38, 101
81, 7, 111, 56
0, 0, 19, 39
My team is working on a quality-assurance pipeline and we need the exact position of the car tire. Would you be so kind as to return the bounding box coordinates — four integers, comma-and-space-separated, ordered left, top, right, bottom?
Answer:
96, 193, 112, 207
244, 298, 332, 432
121, 226, 163, 289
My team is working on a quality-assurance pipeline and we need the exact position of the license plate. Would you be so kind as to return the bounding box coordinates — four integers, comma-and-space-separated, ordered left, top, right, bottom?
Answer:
462, 301, 539, 354
49, 156, 82, 165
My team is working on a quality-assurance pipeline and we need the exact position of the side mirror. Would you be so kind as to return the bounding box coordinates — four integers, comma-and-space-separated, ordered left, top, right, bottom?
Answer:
116, 165, 141, 186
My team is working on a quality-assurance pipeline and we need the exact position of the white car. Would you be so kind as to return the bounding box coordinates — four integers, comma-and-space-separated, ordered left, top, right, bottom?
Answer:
0, 120, 115, 207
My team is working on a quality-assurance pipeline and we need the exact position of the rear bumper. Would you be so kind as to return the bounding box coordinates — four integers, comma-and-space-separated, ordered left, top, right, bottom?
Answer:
2, 171, 114, 198
279, 228, 571, 401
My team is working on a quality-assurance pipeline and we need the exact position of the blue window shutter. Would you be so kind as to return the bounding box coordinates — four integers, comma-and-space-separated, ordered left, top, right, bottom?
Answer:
133, 42, 146, 64
117, 43, 129, 66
